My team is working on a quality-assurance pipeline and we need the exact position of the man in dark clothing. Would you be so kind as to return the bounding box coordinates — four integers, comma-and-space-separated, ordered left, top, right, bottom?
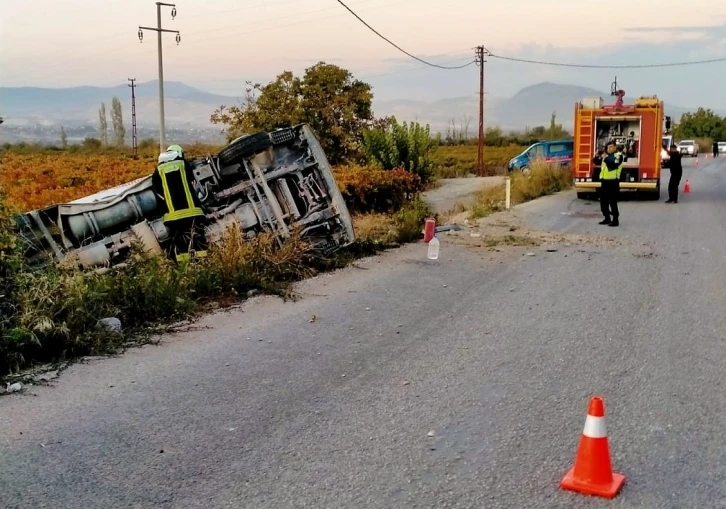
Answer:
666, 144, 683, 203
713, 141, 719, 158
598, 141, 624, 227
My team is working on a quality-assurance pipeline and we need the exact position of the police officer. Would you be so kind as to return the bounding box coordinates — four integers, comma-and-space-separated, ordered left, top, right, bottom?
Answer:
666, 143, 683, 203
598, 140, 624, 227
151, 145, 208, 262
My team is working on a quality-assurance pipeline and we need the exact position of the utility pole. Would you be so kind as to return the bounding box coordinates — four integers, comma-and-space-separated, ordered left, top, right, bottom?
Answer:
475, 46, 488, 175
138, 2, 180, 153
128, 78, 138, 157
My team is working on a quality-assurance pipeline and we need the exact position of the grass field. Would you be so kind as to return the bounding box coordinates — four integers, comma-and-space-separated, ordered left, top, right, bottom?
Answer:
432, 144, 524, 179
0, 143, 525, 212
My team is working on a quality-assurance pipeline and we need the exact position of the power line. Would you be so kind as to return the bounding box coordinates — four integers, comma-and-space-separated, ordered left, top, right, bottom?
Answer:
486, 50, 726, 69
334, 0, 475, 70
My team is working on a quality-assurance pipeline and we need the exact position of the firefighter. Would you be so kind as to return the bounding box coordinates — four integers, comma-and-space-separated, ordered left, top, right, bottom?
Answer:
713, 140, 719, 158
151, 145, 208, 262
598, 140, 624, 227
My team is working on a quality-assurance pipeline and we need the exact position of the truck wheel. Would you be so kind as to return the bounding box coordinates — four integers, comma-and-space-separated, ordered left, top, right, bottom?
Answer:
217, 132, 273, 167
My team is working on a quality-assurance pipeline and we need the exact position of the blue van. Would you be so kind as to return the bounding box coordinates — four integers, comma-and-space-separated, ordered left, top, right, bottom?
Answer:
507, 139, 574, 173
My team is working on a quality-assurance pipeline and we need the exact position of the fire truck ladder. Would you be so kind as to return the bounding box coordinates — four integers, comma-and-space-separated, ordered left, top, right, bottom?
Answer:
576, 108, 596, 168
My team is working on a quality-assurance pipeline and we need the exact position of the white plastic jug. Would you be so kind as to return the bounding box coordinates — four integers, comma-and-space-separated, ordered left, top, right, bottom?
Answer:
427, 236, 440, 260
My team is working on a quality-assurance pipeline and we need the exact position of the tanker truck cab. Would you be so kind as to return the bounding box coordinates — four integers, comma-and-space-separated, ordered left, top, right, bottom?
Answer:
573, 90, 664, 200
507, 139, 573, 173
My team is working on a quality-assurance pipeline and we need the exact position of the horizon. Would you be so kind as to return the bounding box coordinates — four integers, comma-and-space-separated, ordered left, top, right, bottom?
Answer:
1, 0, 725, 108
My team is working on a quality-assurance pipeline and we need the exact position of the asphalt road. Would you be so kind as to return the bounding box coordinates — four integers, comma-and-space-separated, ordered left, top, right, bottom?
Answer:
2, 156, 725, 509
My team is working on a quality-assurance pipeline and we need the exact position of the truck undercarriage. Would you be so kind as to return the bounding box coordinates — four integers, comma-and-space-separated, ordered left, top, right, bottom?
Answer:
15, 124, 356, 270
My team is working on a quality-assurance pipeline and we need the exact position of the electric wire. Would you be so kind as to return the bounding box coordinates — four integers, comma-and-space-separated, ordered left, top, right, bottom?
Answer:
334, 0, 476, 69
485, 49, 726, 69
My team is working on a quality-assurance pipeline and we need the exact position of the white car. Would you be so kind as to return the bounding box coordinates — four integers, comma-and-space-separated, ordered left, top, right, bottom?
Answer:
678, 140, 699, 157
718, 141, 726, 154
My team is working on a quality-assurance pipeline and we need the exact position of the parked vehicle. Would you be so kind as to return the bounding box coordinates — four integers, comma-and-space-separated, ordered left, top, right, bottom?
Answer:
718, 141, 726, 154
572, 81, 664, 200
661, 135, 673, 168
507, 139, 573, 173
14, 124, 356, 270
677, 140, 698, 157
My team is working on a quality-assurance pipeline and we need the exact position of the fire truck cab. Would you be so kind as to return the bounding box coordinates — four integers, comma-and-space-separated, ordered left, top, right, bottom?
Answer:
572, 83, 665, 200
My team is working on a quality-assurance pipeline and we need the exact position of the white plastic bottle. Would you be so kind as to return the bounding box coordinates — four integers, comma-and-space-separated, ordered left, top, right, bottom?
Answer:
427, 235, 440, 260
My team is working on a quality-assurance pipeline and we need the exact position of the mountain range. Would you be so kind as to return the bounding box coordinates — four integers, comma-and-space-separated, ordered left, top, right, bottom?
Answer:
1, 80, 722, 144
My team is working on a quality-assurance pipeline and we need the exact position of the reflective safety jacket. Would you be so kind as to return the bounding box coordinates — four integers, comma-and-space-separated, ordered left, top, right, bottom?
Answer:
153, 159, 204, 222
600, 152, 624, 181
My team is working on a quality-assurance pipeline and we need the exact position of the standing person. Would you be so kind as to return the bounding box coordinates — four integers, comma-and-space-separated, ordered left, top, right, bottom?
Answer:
598, 140, 624, 227
713, 140, 719, 158
666, 143, 683, 204
151, 144, 209, 262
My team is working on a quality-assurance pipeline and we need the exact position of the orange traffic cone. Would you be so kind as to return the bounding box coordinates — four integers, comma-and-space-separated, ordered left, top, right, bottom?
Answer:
695, 159, 699, 166
560, 396, 625, 499
684, 179, 691, 193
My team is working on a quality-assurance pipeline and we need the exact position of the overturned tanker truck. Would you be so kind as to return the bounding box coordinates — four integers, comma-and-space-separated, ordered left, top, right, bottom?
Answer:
15, 123, 356, 270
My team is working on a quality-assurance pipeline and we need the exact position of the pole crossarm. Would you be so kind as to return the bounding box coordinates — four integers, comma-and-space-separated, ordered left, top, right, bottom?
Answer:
138, 26, 179, 34
137, 1, 179, 152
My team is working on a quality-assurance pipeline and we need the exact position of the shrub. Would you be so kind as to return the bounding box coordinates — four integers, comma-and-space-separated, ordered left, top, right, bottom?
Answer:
393, 194, 435, 244
333, 165, 422, 214
362, 118, 436, 183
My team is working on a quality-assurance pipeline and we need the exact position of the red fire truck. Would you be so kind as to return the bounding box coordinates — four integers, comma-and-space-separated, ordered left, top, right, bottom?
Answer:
572, 80, 666, 200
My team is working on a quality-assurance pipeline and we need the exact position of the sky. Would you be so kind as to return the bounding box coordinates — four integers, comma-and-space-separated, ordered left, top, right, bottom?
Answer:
1, 0, 726, 107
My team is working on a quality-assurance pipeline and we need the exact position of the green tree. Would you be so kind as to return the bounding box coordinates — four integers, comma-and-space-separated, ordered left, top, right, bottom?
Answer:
548, 112, 570, 140
673, 108, 725, 140
362, 117, 435, 183
98, 103, 108, 146
111, 97, 125, 146
211, 62, 374, 164
60, 126, 68, 148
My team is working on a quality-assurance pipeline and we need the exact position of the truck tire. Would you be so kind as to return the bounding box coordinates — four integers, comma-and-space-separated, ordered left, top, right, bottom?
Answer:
217, 132, 273, 167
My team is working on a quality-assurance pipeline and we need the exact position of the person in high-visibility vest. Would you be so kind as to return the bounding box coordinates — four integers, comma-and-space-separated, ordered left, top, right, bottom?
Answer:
151, 145, 208, 262
598, 140, 624, 227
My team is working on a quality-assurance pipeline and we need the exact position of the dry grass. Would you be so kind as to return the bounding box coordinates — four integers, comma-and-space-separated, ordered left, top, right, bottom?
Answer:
470, 161, 572, 219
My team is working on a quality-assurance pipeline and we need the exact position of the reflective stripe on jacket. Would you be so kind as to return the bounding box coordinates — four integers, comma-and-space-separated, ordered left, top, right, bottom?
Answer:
600, 151, 624, 181
156, 159, 204, 222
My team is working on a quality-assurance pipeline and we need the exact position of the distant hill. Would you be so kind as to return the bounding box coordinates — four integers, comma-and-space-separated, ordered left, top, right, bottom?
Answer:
375, 82, 723, 133
1, 80, 723, 143
0, 80, 238, 129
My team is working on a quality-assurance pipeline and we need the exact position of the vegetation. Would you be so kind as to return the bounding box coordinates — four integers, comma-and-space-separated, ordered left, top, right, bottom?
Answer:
470, 160, 571, 219
210, 62, 374, 165
362, 118, 436, 183
433, 145, 523, 178
111, 97, 125, 147
672, 107, 726, 151
98, 103, 108, 146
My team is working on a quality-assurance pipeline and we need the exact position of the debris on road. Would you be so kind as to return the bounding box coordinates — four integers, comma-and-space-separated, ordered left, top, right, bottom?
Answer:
7, 382, 23, 393
427, 430, 435, 437
98, 317, 122, 332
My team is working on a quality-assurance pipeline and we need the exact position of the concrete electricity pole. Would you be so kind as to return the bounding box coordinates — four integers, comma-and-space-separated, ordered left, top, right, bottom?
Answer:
138, 2, 180, 153
475, 46, 488, 175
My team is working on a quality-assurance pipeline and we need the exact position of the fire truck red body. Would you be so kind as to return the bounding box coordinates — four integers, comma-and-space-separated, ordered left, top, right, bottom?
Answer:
572, 90, 665, 200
